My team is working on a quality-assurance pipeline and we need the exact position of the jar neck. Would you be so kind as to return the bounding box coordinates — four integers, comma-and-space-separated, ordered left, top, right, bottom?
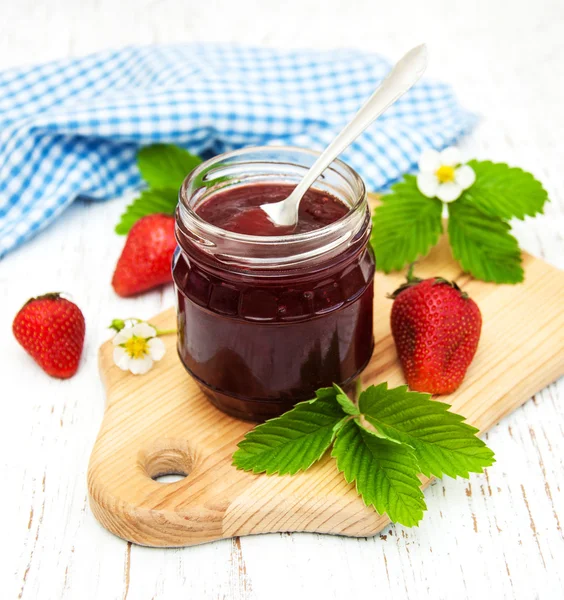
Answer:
176, 205, 372, 281
176, 146, 369, 275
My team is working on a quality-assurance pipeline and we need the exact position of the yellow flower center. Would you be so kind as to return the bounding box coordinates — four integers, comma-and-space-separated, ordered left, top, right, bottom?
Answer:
123, 335, 149, 359
435, 165, 456, 183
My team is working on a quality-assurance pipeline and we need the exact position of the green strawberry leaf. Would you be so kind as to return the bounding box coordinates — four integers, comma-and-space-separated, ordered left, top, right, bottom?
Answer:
332, 419, 426, 527
137, 144, 202, 189
333, 383, 360, 416
371, 175, 443, 273
115, 145, 203, 234
464, 160, 548, 221
115, 188, 178, 235
231, 380, 496, 528
359, 384, 496, 479
232, 390, 346, 475
448, 197, 524, 283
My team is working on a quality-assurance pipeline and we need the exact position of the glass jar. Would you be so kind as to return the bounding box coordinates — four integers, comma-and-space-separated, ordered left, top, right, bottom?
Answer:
173, 146, 375, 421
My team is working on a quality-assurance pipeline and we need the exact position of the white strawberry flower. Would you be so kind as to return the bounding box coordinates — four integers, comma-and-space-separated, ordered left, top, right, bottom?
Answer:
112, 322, 166, 375
416, 147, 476, 203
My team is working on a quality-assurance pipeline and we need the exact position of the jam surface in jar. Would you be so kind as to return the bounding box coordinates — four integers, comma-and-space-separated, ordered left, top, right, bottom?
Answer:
196, 184, 349, 236
174, 154, 375, 423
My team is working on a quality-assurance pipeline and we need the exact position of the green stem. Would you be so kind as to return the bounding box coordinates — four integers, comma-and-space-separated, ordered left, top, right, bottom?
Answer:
110, 318, 176, 336
354, 378, 363, 403
154, 328, 177, 336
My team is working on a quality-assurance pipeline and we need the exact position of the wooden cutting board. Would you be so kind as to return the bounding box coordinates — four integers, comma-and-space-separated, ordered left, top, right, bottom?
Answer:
88, 221, 564, 547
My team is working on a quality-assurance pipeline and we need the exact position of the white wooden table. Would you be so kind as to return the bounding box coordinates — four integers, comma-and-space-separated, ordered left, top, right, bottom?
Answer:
2, 1, 563, 598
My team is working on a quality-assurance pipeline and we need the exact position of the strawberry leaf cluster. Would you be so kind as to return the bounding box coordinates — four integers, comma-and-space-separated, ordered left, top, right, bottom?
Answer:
115, 144, 202, 234
371, 161, 549, 284
232, 383, 495, 527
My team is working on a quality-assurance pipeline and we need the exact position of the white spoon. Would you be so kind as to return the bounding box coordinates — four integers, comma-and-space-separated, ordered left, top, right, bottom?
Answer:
260, 44, 428, 227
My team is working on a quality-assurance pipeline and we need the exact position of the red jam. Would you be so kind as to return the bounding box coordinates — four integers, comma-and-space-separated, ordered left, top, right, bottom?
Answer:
173, 151, 375, 422
196, 184, 349, 236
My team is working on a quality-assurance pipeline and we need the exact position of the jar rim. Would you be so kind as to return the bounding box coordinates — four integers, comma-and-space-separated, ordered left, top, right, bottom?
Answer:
178, 145, 367, 245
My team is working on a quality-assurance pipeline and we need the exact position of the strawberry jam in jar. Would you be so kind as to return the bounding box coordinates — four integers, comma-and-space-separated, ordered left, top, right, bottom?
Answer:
173, 147, 374, 421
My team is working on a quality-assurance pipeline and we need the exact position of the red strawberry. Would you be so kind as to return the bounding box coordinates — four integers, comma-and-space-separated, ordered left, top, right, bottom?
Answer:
12, 293, 85, 379
390, 270, 482, 394
112, 214, 176, 297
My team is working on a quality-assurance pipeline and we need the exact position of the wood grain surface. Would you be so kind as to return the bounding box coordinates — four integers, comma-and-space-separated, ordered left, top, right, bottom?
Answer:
87, 229, 564, 547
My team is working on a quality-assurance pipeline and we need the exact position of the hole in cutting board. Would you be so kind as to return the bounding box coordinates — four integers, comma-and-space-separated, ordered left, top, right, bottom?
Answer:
139, 440, 195, 484
152, 472, 187, 484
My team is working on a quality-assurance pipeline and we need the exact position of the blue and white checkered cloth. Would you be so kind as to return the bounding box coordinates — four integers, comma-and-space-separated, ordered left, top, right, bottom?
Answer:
0, 44, 476, 257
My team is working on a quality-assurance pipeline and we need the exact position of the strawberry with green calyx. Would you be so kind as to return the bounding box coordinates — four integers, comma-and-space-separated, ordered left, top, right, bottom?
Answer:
112, 214, 176, 297
389, 266, 482, 394
12, 293, 85, 379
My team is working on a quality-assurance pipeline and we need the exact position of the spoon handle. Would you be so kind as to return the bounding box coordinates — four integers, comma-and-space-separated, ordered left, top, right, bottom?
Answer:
291, 44, 428, 202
